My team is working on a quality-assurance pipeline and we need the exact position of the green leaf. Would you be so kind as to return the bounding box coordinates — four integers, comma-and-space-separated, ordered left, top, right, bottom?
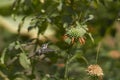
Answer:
9, 42, 16, 48
57, 1, 63, 11
19, 53, 31, 69
0, 48, 7, 64
15, 45, 20, 50
14, 76, 29, 80
88, 15, 94, 20
87, 33, 94, 43
64, 37, 71, 44
14, 77, 24, 80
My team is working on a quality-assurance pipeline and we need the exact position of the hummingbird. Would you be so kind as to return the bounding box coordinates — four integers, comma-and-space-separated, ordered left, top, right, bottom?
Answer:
28, 43, 55, 58
35, 43, 55, 55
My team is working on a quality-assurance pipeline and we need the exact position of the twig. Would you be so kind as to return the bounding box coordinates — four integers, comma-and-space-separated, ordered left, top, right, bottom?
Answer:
96, 42, 101, 64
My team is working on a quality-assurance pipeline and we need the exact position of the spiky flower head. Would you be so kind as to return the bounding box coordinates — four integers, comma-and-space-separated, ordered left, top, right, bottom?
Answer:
66, 21, 88, 38
63, 21, 93, 44
86, 64, 104, 77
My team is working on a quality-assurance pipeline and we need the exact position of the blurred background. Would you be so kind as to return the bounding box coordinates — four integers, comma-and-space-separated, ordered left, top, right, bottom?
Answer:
0, 0, 120, 80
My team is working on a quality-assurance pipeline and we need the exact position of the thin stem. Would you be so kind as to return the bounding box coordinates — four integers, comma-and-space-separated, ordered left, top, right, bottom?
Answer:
64, 52, 77, 80
64, 44, 77, 80
64, 55, 69, 80
96, 42, 101, 64
16, 41, 25, 53
81, 56, 89, 66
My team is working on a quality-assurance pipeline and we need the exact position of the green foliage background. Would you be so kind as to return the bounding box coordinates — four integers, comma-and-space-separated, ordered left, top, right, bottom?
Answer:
0, 0, 120, 80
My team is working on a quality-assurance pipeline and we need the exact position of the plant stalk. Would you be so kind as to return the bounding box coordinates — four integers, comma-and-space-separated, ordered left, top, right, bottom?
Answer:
64, 55, 69, 80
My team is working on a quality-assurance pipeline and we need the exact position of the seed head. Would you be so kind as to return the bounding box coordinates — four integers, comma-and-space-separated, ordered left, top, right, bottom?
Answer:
86, 64, 104, 77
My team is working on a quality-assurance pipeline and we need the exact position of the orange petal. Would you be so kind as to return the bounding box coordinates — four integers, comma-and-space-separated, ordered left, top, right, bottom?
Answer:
79, 38, 83, 44
81, 37, 85, 44
79, 38, 85, 44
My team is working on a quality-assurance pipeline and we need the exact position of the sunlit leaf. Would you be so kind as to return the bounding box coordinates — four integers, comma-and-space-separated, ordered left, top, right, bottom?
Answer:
8, 42, 16, 50
0, 48, 7, 64
19, 52, 31, 69
14, 77, 24, 80
15, 45, 20, 50
64, 37, 71, 44
88, 15, 94, 20
57, 1, 63, 11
